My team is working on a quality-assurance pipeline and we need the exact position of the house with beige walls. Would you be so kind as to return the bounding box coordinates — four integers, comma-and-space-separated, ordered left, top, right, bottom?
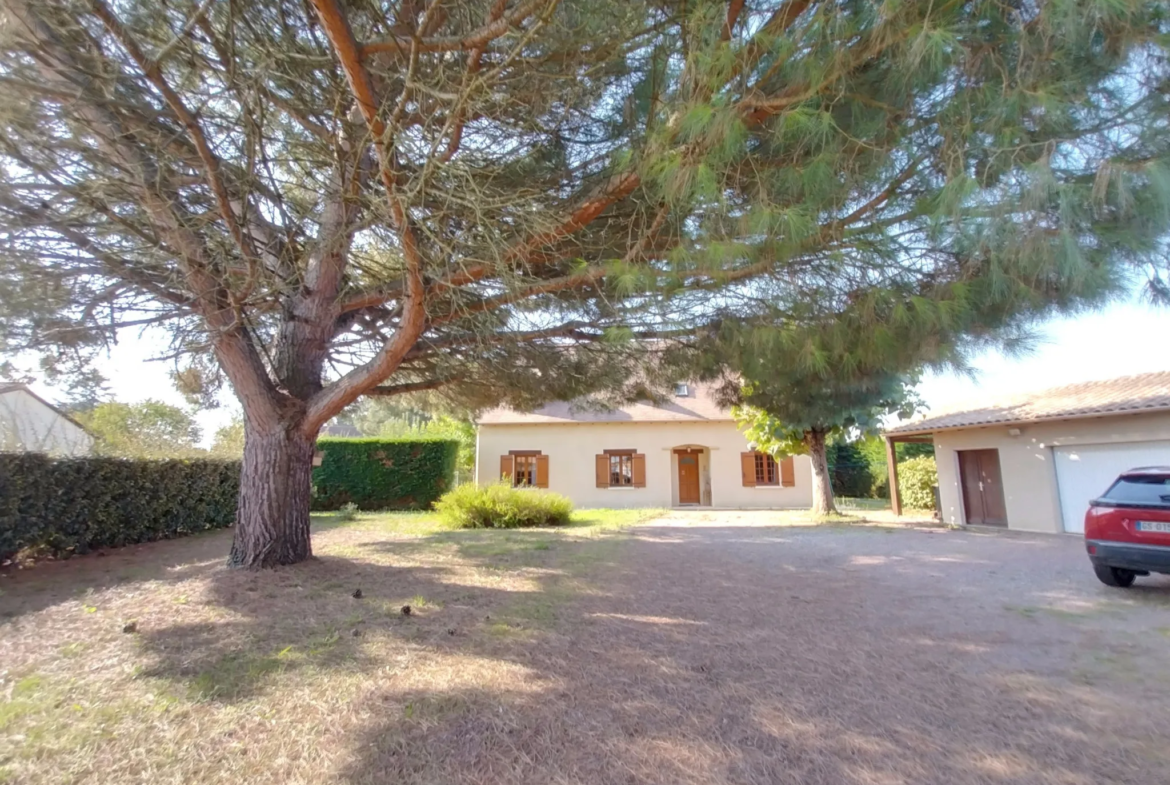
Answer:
475, 382, 813, 509
0, 383, 93, 457
885, 372, 1170, 534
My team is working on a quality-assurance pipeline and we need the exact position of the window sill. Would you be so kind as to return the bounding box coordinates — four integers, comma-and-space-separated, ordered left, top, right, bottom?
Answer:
751, 485, 794, 490
605, 485, 638, 490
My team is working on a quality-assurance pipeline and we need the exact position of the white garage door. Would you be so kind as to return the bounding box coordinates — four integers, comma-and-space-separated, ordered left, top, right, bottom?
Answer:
1054, 441, 1170, 533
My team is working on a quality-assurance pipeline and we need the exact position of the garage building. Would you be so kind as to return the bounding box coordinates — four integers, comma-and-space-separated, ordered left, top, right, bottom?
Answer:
884, 372, 1170, 534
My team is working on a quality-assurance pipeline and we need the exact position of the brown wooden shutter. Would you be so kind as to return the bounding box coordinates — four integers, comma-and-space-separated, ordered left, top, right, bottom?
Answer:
632, 454, 646, 488
780, 456, 795, 487
595, 454, 610, 488
499, 454, 514, 483
741, 452, 757, 487
535, 454, 549, 488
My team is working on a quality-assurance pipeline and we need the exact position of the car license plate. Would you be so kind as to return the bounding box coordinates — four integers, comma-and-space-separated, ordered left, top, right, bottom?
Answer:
1135, 521, 1170, 533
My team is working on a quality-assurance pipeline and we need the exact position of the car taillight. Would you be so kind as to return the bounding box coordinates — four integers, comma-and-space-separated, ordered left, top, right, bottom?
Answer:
1087, 544, 1097, 555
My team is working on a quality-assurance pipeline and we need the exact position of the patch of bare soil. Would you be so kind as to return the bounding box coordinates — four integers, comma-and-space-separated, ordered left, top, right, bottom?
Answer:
3, 516, 1169, 784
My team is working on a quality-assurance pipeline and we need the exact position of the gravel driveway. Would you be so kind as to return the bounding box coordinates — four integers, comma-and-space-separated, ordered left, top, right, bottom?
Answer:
534, 513, 1170, 785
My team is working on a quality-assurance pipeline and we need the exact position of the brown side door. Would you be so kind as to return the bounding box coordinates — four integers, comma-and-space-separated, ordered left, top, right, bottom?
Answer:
959, 449, 1007, 526
677, 451, 701, 504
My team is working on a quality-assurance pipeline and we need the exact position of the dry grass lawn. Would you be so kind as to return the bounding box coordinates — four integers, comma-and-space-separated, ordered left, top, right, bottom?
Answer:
0, 508, 655, 785
3, 509, 1170, 785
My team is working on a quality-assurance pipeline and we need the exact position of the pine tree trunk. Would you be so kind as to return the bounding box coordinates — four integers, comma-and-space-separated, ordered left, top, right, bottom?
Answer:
227, 420, 315, 568
805, 428, 838, 517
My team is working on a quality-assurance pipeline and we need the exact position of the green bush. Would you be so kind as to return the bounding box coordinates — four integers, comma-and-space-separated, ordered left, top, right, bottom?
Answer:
855, 436, 939, 499
899, 455, 938, 510
0, 453, 239, 562
434, 482, 573, 529
311, 438, 458, 511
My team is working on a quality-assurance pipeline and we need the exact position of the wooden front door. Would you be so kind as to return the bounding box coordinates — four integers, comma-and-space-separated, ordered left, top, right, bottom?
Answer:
677, 450, 701, 504
959, 449, 1007, 526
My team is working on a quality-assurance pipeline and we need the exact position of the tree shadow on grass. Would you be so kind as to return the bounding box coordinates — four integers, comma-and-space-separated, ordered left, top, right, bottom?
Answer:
0, 527, 235, 620
0, 514, 387, 621
9, 521, 1170, 784
332, 525, 1170, 785
129, 527, 624, 706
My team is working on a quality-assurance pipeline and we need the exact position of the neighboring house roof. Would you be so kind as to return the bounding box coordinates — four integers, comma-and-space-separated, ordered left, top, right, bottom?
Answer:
886, 371, 1170, 436
477, 382, 733, 425
321, 421, 361, 437
0, 383, 89, 433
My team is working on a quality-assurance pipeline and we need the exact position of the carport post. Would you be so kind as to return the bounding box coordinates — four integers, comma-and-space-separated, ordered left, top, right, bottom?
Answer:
886, 436, 902, 516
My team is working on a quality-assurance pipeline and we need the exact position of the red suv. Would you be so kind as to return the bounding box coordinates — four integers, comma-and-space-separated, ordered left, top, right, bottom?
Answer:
1084, 467, 1170, 588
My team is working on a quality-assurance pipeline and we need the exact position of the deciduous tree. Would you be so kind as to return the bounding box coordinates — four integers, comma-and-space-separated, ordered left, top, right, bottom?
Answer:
210, 417, 246, 458
75, 400, 203, 458
2, 0, 1167, 565
734, 374, 919, 516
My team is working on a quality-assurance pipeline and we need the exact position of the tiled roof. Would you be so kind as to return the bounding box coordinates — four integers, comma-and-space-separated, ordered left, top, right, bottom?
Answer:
477, 382, 733, 425
886, 371, 1170, 435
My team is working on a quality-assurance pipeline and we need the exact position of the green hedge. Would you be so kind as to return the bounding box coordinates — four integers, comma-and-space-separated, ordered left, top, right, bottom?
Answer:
828, 441, 874, 498
0, 454, 240, 562
311, 438, 458, 511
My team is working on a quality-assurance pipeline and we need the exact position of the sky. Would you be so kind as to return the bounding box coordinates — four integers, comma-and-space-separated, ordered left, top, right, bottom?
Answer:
27, 334, 243, 446
21, 292, 1170, 445
914, 294, 1170, 416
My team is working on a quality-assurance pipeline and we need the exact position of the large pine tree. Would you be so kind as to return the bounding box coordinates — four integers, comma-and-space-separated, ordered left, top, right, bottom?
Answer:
1, 0, 1167, 565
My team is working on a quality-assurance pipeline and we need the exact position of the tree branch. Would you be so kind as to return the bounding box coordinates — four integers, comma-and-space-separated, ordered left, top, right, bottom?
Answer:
2, 199, 193, 308
301, 0, 430, 433
729, 0, 815, 82
738, 22, 904, 124
9, 0, 284, 428
89, 0, 258, 267
438, 0, 510, 163
361, 0, 545, 57
721, 0, 745, 43
155, 0, 217, 64
401, 321, 593, 361
365, 377, 452, 396
338, 169, 642, 313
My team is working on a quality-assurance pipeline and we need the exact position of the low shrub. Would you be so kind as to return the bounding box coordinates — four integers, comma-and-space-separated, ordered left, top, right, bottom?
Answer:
311, 438, 458, 511
434, 482, 573, 529
0, 453, 239, 562
856, 436, 936, 499
899, 455, 938, 510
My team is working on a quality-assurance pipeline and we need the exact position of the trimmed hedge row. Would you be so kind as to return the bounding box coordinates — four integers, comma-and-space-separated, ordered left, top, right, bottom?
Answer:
0, 453, 239, 562
311, 437, 458, 511
0, 438, 460, 560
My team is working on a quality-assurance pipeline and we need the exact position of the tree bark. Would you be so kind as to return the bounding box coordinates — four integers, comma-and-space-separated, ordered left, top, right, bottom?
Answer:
227, 419, 316, 568
804, 428, 838, 517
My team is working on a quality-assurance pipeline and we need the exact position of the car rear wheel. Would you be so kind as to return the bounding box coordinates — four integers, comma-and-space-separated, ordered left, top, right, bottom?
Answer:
1093, 564, 1137, 588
